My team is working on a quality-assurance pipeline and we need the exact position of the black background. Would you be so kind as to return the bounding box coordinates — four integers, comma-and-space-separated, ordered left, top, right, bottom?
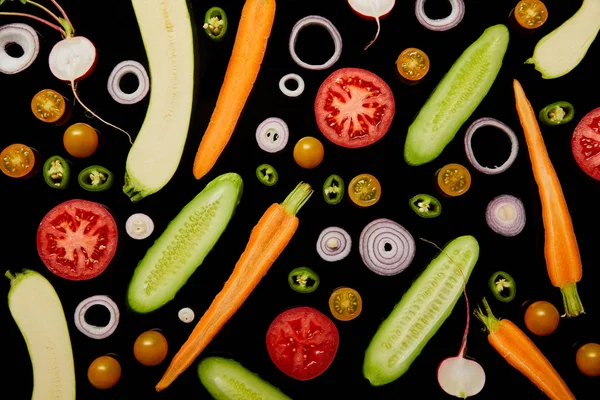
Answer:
1, 0, 599, 399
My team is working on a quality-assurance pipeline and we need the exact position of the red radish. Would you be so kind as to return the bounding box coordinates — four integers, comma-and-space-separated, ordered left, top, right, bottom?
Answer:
347, 0, 395, 50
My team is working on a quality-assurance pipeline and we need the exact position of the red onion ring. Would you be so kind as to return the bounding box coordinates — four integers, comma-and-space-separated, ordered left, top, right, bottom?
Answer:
359, 218, 415, 276
289, 15, 342, 71
256, 117, 289, 153
0, 23, 39, 74
415, 0, 465, 31
74, 295, 119, 339
464, 117, 519, 175
107, 60, 150, 104
485, 195, 526, 237
316, 227, 352, 262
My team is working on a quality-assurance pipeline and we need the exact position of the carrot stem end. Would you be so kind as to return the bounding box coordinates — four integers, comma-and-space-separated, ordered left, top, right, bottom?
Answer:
282, 182, 313, 216
473, 297, 500, 332
560, 282, 584, 318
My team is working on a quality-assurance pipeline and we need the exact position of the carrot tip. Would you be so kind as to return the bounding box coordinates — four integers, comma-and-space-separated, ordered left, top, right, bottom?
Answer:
560, 282, 584, 318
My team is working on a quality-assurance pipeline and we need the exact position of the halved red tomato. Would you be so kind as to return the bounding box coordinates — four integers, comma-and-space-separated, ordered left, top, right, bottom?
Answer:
36, 199, 118, 280
314, 67, 395, 148
266, 306, 339, 381
572, 107, 600, 181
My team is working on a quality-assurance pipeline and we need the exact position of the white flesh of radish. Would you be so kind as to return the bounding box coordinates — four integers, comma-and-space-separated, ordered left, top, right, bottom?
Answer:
438, 357, 486, 398
348, 0, 396, 50
48, 36, 96, 81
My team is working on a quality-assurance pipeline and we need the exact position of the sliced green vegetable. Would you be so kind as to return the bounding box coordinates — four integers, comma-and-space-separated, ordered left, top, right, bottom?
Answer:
363, 235, 480, 386
488, 271, 516, 303
78, 165, 113, 192
198, 357, 291, 400
409, 194, 441, 218
323, 174, 344, 205
203, 7, 228, 41
256, 164, 278, 186
287, 267, 320, 293
539, 101, 575, 126
43, 155, 70, 189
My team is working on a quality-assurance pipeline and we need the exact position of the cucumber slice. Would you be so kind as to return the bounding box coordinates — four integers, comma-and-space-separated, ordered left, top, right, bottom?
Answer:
363, 235, 480, 386
198, 357, 291, 400
127, 173, 243, 313
404, 25, 509, 166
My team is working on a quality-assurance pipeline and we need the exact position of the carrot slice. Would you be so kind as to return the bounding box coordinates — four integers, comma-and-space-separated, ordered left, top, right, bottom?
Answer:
192, 0, 276, 180
513, 79, 584, 317
155, 182, 313, 391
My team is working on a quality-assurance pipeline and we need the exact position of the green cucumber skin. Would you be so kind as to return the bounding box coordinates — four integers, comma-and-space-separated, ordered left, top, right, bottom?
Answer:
127, 173, 243, 313
198, 357, 291, 400
363, 235, 480, 386
404, 25, 509, 166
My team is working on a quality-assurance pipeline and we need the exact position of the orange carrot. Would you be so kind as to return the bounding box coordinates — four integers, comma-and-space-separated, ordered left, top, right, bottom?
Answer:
475, 298, 575, 400
513, 79, 583, 317
192, 0, 276, 180
155, 182, 313, 391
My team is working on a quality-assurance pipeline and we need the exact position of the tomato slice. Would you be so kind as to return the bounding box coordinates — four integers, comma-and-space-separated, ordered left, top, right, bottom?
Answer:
436, 163, 471, 197
514, 0, 548, 29
328, 287, 362, 321
314, 67, 395, 148
348, 173, 381, 207
31, 89, 66, 123
36, 199, 118, 280
572, 107, 600, 181
266, 306, 339, 380
396, 48, 430, 81
0, 143, 36, 178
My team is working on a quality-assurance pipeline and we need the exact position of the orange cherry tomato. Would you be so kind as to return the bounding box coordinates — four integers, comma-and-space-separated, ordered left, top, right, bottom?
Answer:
576, 343, 600, 377
436, 163, 471, 197
524, 300, 560, 336
133, 330, 169, 366
63, 123, 99, 158
396, 47, 430, 81
0, 143, 36, 178
328, 287, 363, 321
348, 173, 381, 207
293, 136, 324, 169
88, 355, 121, 389
514, 0, 548, 29
31, 89, 66, 123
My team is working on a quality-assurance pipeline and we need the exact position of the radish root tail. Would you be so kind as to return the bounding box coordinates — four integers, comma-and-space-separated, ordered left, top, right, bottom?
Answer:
364, 16, 381, 51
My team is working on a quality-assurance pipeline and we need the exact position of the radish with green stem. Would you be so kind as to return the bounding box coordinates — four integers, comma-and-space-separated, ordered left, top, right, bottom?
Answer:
347, 0, 395, 50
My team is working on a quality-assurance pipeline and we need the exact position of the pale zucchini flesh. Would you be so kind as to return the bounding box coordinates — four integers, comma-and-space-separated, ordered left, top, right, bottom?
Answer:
198, 357, 291, 400
526, 0, 600, 79
124, 0, 196, 202
7, 269, 76, 400
403, 25, 509, 166
363, 235, 480, 386
127, 173, 243, 313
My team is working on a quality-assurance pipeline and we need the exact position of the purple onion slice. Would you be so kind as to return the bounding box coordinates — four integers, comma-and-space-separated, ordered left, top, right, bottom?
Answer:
464, 117, 519, 175
74, 295, 119, 339
107, 60, 150, 104
256, 117, 289, 153
415, 0, 465, 31
486, 195, 526, 237
0, 23, 39, 74
316, 227, 351, 262
359, 218, 415, 276
289, 15, 342, 71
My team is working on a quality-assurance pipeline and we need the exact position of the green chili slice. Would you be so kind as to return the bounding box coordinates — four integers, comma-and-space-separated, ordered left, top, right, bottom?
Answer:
409, 194, 442, 218
203, 7, 228, 41
43, 155, 70, 189
539, 101, 575, 126
323, 174, 345, 205
287, 267, 320, 294
256, 164, 278, 186
488, 271, 516, 303
78, 165, 114, 192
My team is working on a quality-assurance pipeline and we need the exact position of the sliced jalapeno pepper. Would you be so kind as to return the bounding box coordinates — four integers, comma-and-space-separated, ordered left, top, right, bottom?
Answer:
203, 7, 228, 41
409, 194, 442, 218
539, 101, 575, 126
78, 165, 114, 192
488, 271, 516, 303
287, 267, 320, 294
43, 155, 70, 189
323, 174, 344, 205
256, 164, 278, 186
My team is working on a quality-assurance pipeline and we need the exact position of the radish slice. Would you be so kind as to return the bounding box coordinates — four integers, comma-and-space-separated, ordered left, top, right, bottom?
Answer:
126, 213, 154, 240
178, 307, 195, 323
48, 36, 97, 81
107, 60, 150, 105
0, 23, 39, 75
289, 15, 342, 70
347, 0, 395, 50
74, 295, 120, 340
438, 357, 486, 398
415, 0, 465, 31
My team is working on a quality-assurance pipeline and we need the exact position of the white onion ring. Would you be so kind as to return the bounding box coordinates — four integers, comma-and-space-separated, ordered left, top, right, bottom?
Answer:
359, 218, 415, 276
74, 295, 119, 339
126, 213, 154, 240
279, 73, 305, 97
178, 307, 195, 323
289, 15, 342, 71
0, 23, 39, 74
485, 195, 526, 237
464, 117, 519, 175
316, 227, 352, 262
415, 0, 465, 31
107, 60, 150, 104
256, 117, 289, 153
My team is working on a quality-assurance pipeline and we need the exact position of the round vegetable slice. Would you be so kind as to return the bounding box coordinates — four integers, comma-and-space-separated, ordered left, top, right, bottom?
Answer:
359, 218, 415, 276
514, 0, 548, 30
436, 163, 471, 197
289, 15, 342, 70
256, 117, 289, 153
539, 101, 574, 126
328, 287, 362, 321
314, 67, 395, 148
256, 164, 278, 186
409, 194, 441, 218
316, 227, 352, 262
0, 143, 36, 178
485, 195, 526, 237
279, 73, 305, 97
576, 343, 600, 377
348, 173, 381, 207
415, 0, 465, 31
134, 330, 169, 366
74, 295, 119, 339
31, 89, 66, 123
36, 199, 118, 280
125, 213, 154, 240
323, 174, 344, 205
203, 7, 227, 41
571, 107, 600, 181
287, 267, 320, 293
88, 355, 121, 390
293, 137, 324, 169
396, 47, 430, 82
43, 155, 70, 189
524, 300, 560, 336
78, 165, 114, 192
464, 118, 519, 175
178, 307, 195, 323
107, 60, 149, 105
266, 306, 339, 381
0, 23, 39, 74
488, 271, 516, 303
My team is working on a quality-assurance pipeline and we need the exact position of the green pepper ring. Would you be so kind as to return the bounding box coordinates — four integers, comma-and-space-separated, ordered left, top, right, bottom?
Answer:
256, 163, 278, 186
409, 194, 442, 218
488, 271, 516, 303
323, 174, 345, 205
203, 7, 228, 41
287, 267, 320, 294
78, 165, 114, 192
43, 155, 70, 190
539, 101, 575, 126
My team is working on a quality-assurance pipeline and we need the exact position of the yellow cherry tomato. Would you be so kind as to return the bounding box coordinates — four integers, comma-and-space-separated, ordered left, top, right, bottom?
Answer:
133, 330, 169, 366
293, 136, 324, 169
31, 89, 66, 123
63, 123, 99, 158
348, 173, 381, 207
514, 0, 548, 29
524, 300, 560, 336
436, 163, 471, 197
88, 355, 121, 390
328, 287, 363, 321
576, 343, 600, 377
0, 143, 35, 178
396, 47, 430, 81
